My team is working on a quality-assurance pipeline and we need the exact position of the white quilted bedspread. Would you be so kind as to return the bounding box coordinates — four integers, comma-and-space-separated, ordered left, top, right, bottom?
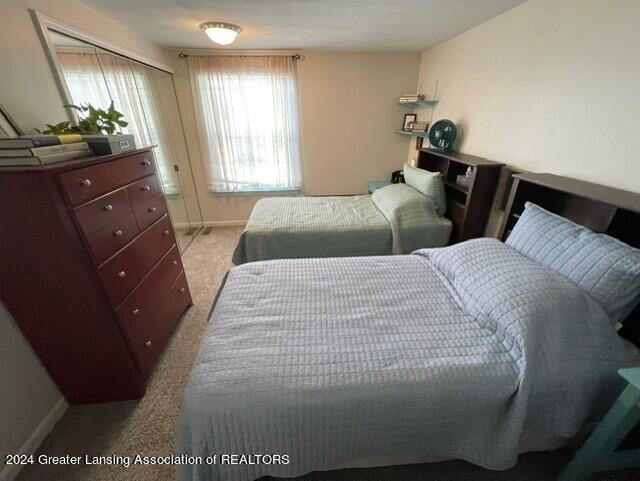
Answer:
178, 239, 636, 481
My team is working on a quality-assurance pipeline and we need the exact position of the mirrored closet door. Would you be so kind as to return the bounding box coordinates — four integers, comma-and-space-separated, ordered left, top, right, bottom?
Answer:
42, 29, 203, 252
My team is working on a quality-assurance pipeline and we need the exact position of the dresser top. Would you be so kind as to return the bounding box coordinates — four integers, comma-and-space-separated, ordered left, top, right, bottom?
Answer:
0, 146, 155, 174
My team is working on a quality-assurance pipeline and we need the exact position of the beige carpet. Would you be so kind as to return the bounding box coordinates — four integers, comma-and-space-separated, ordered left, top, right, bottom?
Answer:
16, 226, 640, 481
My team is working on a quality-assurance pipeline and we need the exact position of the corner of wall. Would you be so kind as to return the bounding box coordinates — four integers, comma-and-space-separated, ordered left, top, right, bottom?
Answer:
0, 397, 67, 481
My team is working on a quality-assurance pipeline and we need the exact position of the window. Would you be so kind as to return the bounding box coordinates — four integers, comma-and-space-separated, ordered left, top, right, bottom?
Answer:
56, 47, 179, 193
188, 55, 302, 192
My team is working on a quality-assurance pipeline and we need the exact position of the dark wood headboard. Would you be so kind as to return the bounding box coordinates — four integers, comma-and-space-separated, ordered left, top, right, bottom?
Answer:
417, 149, 504, 243
499, 172, 640, 345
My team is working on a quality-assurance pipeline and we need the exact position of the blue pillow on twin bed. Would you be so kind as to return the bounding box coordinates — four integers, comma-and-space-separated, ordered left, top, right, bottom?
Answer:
403, 163, 446, 215
506, 202, 640, 323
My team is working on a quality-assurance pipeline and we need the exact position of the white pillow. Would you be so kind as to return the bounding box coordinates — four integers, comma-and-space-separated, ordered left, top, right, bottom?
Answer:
507, 202, 640, 323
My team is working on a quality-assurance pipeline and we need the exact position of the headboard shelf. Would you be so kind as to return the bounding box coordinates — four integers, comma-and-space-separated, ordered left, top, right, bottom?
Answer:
500, 173, 640, 248
419, 148, 503, 167
417, 149, 504, 243
513, 173, 640, 214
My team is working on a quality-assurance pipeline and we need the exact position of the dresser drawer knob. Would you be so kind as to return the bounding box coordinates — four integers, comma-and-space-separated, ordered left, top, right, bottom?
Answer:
172, 260, 178, 265
145, 340, 152, 348
142, 185, 151, 192
117, 270, 126, 278
113, 229, 124, 237
148, 207, 157, 213
141, 160, 151, 167
104, 204, 114, 211
163, 230, 170, 236
79, 178, 92, 187
132, 308, 140, 315
179, 287, 186, 293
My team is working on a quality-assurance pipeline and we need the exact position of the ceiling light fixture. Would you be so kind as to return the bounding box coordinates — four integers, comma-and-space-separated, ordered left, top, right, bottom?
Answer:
200, 22, 242, 46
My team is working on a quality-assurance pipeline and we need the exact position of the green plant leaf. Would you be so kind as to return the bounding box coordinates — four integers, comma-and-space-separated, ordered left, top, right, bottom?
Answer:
42, 102, 128, 136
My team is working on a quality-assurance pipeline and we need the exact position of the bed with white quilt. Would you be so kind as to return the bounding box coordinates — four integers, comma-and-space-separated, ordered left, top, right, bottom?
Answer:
179, 203, 640, 481
232, 164, 452, 264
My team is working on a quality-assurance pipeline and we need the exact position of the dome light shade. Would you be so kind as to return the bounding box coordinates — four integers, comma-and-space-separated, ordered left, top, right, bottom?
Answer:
200, 22, 242, 45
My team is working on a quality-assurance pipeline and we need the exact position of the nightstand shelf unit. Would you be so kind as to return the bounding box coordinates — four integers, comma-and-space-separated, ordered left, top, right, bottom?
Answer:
559, 368, 640, 481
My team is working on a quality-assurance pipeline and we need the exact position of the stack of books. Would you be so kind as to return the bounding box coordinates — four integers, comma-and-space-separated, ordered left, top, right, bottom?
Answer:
0, 135, 93, 166
411, 121, 429, 133
399, 94, 425, 103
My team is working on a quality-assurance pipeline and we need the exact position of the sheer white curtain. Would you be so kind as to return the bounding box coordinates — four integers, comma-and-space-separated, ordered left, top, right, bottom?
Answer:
96, 53, 150, 146
188, 55, 302, 192
56, 49, 178, 193
55, 49, 112, 108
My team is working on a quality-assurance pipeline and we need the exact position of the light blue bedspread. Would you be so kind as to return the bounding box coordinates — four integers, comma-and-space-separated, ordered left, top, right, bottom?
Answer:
179, 238, 636, 481
232, 184, 451, 264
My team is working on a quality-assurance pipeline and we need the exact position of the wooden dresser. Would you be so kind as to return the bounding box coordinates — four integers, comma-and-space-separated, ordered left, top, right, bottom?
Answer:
0, 147, 192, 403
417, 149, 504, 243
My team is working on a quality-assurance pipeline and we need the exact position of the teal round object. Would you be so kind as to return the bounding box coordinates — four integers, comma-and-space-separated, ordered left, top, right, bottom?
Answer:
428, 119, 457, 151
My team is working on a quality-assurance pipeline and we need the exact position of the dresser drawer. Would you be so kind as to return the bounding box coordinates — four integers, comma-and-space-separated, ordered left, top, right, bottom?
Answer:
58, 151, 155, 205
134, 195, 167, 231
116, 245, 183, 334
126, 175, 162, 209
74, 188, 132, 236
86, 213, 140, 264
98, 215, 175, 306
126, 273, 191, 376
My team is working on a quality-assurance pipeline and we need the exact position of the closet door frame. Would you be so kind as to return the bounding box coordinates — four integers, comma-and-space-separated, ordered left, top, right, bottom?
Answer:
32, 10, 205, 250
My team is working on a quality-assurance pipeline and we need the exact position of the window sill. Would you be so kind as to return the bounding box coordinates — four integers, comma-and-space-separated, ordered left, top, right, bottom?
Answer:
208, 188, 301, 196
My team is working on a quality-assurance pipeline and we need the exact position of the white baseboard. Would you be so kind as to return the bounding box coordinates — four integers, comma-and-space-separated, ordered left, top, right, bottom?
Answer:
203, 220, 247, 227
173, 220, 247, 229
0, 397, 68, 481
172, 221, 198, 229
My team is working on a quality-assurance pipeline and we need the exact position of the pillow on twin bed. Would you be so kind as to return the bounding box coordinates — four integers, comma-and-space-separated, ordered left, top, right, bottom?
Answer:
403, 163, 446, 215
506, 202, 640, 323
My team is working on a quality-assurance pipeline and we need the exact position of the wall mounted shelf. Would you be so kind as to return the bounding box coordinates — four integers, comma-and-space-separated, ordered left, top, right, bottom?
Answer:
398, 99, 438, 108
394, 130, 429, 137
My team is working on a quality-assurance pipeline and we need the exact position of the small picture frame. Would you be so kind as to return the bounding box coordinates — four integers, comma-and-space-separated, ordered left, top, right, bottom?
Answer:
402, 113, 417, 132
0, 103, 23, 138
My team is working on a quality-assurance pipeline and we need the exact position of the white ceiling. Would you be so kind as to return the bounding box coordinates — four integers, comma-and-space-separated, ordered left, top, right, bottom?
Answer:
79, 0, 526, 51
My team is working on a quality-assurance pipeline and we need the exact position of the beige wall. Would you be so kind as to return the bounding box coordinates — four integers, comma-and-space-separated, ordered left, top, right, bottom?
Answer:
169, 50, 421, 222
411, 0, 640, 194
298, 52, 421, 195
0, 1, 170, 478
0, 304, 65, 481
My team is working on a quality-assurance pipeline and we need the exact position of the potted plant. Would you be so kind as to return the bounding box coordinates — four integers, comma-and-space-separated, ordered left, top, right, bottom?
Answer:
38, 101, 128, 135
38, 101, 135, 155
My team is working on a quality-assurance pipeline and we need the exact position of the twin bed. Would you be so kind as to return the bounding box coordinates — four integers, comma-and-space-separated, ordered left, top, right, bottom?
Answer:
179, 172, 640, 481
232, 164, 452, 264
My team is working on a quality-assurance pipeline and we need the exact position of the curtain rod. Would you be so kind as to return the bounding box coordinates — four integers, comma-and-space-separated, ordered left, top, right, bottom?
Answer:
178, 52, 302, 60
